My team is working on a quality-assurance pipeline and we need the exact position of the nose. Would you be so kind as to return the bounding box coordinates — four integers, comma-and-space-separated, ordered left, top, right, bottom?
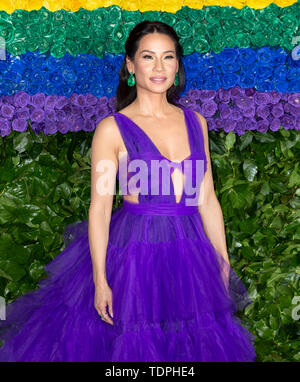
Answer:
153, 58, 164, 71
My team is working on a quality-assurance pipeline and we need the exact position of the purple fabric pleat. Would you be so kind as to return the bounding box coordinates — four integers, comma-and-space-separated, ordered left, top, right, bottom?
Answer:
0, 106, 256, 362
122, 200, 199, 215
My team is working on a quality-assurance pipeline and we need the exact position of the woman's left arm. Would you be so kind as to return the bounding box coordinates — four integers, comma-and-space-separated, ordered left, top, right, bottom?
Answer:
195, 112, 230, 267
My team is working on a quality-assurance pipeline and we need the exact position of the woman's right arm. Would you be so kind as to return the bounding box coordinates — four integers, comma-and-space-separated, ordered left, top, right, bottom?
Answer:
88, 116, 119, 324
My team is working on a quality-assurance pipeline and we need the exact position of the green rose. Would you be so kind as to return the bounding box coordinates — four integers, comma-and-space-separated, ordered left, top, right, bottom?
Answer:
192, 37, 210, 54
159, 13, 177, 27
174, 20, 192, 39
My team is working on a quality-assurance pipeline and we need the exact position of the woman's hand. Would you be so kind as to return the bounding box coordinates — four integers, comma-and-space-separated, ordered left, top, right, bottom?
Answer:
94, 281, 114, 325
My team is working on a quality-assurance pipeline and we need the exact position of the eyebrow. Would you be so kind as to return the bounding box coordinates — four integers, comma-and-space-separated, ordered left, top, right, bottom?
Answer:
139, 49, 175, 54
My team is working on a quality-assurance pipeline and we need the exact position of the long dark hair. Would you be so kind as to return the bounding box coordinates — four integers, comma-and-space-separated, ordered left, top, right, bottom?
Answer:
115, 21, 185, 112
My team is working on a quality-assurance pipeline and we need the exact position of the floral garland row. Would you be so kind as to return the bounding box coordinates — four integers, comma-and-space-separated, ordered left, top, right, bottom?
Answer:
0, 0, 298, 14
1, 48, 299, 99
0, 4, 300, 58
0, 88, 299, 138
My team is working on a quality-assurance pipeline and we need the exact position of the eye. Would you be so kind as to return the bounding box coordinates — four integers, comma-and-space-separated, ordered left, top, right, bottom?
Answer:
142, 55, 175, 59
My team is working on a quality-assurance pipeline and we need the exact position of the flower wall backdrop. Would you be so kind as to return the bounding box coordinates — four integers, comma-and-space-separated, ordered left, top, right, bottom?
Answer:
0, 1, 300, 136
0, 0, 299, 362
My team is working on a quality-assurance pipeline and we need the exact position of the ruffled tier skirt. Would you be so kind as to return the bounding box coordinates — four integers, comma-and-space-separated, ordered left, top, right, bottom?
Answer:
0, 201, 256, 362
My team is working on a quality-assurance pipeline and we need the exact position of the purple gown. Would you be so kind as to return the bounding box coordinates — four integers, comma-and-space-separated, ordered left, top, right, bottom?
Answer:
0, 106, 256, 362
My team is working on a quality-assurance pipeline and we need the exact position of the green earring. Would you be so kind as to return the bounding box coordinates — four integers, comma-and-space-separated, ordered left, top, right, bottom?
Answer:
174, 72, 179, 86
127, 71, 135, 87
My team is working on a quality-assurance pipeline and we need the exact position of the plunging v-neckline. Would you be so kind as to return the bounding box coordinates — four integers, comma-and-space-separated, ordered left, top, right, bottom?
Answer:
114, 107, 192, 164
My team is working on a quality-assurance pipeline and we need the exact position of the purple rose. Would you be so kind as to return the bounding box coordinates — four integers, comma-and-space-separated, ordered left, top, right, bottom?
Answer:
13, 91, 30, 108
82, 106, 95, 119
1, 103, 15, 120
188, 89, 201, 102
271, 103, 284, 118
70, 93, 84, 107
244, 118, 257, 130
56, 96, 69, 110
201, 100, 218, 117
57, 109, 67, 121
254, 92, 272, 105
31, 122, 44, 135
280, 93, 289, 102
243, 107, 256, 118
269, 91, 282, 104
284, 103, 300, 117
213, 117, 223, 131
12, 118, 28, 132
288, 94, 300, 108
45, 109, 57, 121
256, 104, 270, 118
71, 104, 82, 116
44, 120, 58, 135
45, 95, 58, 110
31, 93, 46, 108
230, 86, 245, 99
235, 120, 247, 136
257, 119, 269, 132
57, 120, 70, 134
206, 118, 215, 131
231, 107, 243, 121
16, 107, 30, 119
70, 116, 84, 132
269, 118, 281, 131
219, 103, 231, 119
86, 93, 98, 107
198, 90, 216, 103
235, 95, 254, 110
83, 119, 95, 132
280, 115, 295, 129
245, 88, 255, 97
31, 108, 45, 123
216, 88, 231, 103
0, 118, 11, 137
223, 119, 236, 133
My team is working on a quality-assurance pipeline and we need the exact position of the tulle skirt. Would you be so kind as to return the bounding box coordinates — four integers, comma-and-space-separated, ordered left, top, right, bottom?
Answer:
0, 201, 256, 362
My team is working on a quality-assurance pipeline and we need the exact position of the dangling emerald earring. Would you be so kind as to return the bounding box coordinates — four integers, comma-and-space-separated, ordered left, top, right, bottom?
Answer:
174, 72, 179, 86
127, 71, 135, 87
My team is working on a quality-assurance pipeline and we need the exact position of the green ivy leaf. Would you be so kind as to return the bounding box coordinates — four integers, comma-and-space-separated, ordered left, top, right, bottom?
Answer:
243, 159, 258, 181
288, 162, 300, 188
224, 131, 236, 151
0, 260, 26, 281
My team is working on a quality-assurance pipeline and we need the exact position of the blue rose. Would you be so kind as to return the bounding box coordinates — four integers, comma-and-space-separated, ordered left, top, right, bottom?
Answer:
203, 76, 221, 90
273, 79, 289, 92
273, 47, 287, 65
256, 47, 274, 65
238, 48, 256, 66
273, 67, 287, 81
239, 73, 255, 88
288, 80, 300, 92
218, 48, 239, 65
221, 73, 239, 89
255, 65, 273, 80
220, 60, 241, 74
256, 79, 273, 92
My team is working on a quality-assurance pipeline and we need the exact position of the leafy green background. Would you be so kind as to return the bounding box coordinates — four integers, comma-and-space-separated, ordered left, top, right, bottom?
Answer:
0, 125, 299, 361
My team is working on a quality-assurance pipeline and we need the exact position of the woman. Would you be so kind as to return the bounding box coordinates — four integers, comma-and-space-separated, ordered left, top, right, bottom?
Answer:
0, 21, 256, 362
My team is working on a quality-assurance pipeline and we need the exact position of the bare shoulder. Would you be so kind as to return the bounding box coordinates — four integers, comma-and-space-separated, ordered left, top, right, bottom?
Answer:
92, 114, 121, 153
94, 114, 118, 136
